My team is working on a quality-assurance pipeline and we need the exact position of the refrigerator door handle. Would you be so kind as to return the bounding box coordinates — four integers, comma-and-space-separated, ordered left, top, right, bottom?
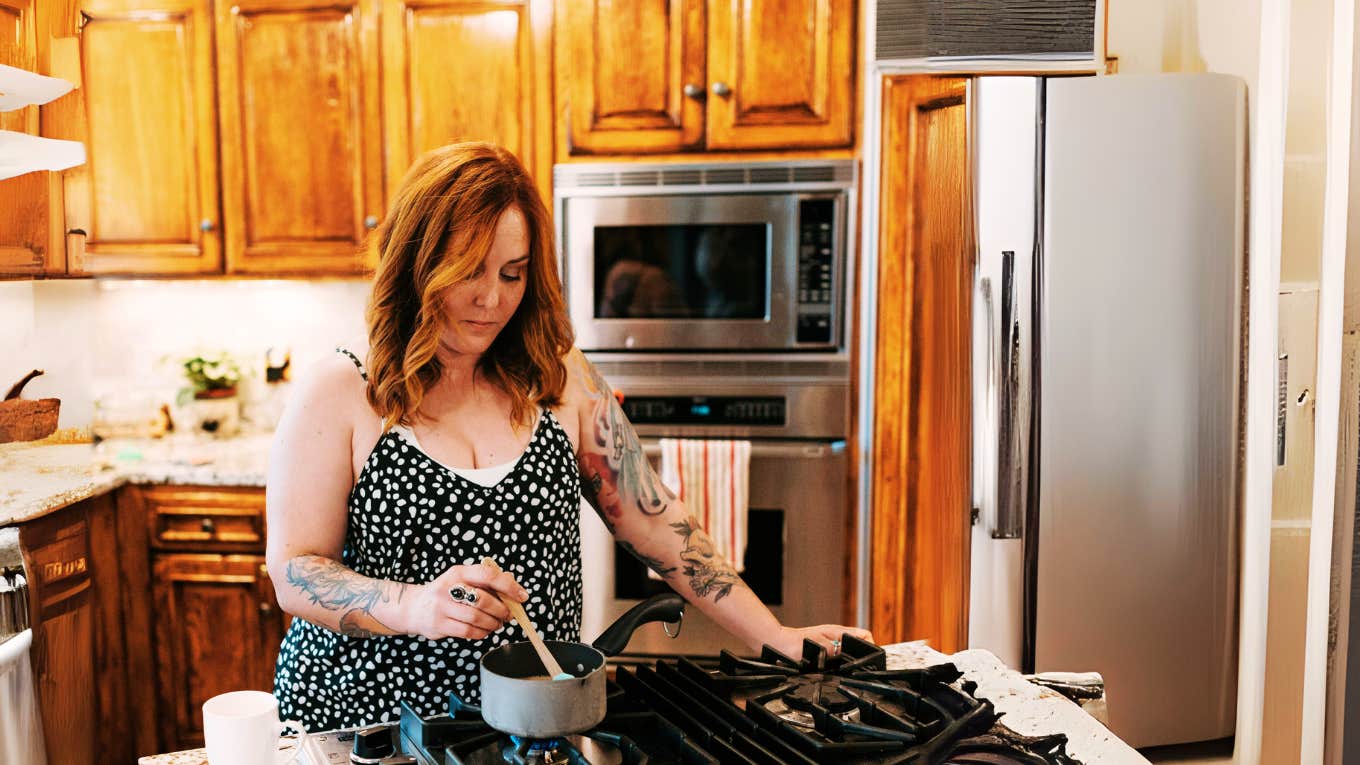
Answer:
994, 249, 1024, 540
977, 274, 998, 531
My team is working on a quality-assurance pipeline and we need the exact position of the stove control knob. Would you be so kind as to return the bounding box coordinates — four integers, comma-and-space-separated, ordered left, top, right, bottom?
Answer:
350, 725, 397, 763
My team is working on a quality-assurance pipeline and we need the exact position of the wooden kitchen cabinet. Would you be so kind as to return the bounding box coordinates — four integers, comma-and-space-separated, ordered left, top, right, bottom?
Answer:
557, 0, 855, 155
557, 0, 705, 155
705, 0, 856, 150
380, 0, 553, 203
111, 484, 287, 754
64, 0, 224, 274
870, 75, 972, 651
0, 0, 66, 276
215, 0, 383, 274
43, 0, 552, 277
17, 491, 139, 765
14, 486, 285, 757
152, 553, 287, 750
142, 484, 267, 551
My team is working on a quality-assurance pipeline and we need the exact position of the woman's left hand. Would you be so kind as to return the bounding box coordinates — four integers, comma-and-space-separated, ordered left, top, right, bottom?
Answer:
768, 624, 875, 659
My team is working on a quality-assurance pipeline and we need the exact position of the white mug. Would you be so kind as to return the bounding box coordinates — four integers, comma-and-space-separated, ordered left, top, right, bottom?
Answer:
202, 690, 308, 765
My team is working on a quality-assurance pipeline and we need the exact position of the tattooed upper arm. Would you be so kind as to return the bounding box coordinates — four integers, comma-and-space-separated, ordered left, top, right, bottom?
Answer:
573, 353, 676, 531
571, 352, 747, 604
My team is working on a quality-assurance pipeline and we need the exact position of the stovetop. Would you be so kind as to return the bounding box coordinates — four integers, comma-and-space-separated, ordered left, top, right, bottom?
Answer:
315, 637, 1081, 765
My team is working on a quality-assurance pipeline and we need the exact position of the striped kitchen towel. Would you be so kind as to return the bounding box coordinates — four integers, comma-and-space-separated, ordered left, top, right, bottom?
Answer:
658, 438, 752, 573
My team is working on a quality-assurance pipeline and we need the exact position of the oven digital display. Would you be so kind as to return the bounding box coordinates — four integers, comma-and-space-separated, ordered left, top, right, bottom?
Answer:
622, 396, 786, 426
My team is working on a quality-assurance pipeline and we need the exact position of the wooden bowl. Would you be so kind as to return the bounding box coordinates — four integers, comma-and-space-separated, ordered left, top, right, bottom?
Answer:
0, 398, 60, 443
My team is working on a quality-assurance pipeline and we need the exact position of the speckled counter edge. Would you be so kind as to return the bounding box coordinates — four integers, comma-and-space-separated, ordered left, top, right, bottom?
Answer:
0, 439, 270, 528
0, 472, 128, 527
138, 749, 208, 765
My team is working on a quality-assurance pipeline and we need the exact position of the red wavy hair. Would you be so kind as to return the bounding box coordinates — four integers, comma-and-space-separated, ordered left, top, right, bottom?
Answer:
365, 142, 573, 430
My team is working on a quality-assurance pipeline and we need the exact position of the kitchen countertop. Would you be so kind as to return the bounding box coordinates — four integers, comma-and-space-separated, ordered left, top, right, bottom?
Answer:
136, 643, 1150, 765
0, 434, 273, 527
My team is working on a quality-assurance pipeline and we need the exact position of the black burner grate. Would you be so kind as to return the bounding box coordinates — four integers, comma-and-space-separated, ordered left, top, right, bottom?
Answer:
392, 637, 1080, 765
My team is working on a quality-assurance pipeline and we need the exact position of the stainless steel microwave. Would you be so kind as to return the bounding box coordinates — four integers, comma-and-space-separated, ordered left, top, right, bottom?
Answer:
554, 160, 855, 353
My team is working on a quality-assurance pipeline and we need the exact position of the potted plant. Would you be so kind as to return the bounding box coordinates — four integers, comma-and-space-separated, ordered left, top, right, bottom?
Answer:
175, 351, 244, 436
178, 352, 243, 403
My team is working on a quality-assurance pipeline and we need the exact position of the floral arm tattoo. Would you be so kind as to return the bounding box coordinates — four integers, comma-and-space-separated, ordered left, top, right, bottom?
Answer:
669, 518, 742, 602
285, 554, 406, 638
575, 353, 746, 603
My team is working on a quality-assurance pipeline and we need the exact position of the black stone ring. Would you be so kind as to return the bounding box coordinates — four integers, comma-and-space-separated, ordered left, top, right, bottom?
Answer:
449, 586, 479, 604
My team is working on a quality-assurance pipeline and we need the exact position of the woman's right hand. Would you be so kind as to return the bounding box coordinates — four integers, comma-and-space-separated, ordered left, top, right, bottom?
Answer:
397, 563, 530, 640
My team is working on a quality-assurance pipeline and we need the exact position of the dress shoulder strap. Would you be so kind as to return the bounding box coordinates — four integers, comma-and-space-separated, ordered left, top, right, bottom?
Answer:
335, 347, 368, 381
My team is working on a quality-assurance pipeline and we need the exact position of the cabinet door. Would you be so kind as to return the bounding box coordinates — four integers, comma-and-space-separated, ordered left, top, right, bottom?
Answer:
215, 0, 382, 274
152, 554, 285, 750
381, 0, 552, 202
871, 76, 971, 650
0, 0, 59, 276
67, 0, 222, 274
19, 496, 98, 765
558, 0, 705, 155
705, 0, 855, 150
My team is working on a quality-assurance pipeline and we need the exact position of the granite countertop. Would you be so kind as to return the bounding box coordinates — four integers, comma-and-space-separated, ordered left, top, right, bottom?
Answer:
137, 643, 1150, 765
0, 433, 273, 527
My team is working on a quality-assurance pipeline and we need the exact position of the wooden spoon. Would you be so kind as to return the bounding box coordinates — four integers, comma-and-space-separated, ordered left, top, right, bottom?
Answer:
480, 557, 572, 680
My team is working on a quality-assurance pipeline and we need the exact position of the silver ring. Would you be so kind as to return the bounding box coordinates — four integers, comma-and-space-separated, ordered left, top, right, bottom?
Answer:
449, 586, 468, 602
831, 639, 842, 651
464, 590, 478, 604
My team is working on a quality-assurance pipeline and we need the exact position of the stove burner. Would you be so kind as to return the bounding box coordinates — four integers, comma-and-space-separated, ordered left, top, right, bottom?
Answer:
761, 674, 864, 730
781, 675, 859, 714
503, 736, 571, 765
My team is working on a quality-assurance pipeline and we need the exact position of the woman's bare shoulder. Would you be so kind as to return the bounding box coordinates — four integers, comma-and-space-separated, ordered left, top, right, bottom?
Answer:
285, 348, 373, 429
558, 348, 612, 410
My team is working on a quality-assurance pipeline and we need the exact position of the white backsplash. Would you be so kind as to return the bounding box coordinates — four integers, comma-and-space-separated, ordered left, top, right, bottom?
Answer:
0, 279, 370, 429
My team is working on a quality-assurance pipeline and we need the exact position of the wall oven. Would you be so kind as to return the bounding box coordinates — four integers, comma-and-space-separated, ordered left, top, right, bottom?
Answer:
554, 161, 855, 353
577, 369, 851, 659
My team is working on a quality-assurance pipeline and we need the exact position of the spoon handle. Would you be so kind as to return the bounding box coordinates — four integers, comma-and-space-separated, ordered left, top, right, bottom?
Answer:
481, 557, 568, 678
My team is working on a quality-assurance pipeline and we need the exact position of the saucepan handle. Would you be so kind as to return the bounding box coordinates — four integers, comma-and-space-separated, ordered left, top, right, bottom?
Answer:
591, 593, 685, 657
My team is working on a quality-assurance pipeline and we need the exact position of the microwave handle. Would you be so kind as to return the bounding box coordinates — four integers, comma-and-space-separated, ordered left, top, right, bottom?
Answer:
640, 439, 845, 461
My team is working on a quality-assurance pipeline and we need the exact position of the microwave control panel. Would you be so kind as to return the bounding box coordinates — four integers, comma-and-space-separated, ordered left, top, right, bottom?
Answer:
621, 396, 786, 427
797, 198, 836, 344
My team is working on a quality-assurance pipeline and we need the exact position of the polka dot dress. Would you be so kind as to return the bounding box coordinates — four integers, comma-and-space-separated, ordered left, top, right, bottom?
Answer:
273, 350, 583, 732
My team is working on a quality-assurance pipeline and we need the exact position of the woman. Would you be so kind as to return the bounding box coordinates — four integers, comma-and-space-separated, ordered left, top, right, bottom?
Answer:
266, 142, 870, 731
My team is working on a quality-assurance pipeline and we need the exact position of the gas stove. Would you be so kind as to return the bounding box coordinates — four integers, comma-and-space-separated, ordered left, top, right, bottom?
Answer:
309, 637, 1080, 765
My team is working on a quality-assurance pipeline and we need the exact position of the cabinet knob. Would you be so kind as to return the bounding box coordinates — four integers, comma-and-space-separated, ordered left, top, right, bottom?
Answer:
363, 215, 379, 230
259, 563, 270, 578
711, 81, 732, 97
199, 219, 215, 232
682, 83, 705, 100
259, 601, 273, 615
200, 517, 215, 533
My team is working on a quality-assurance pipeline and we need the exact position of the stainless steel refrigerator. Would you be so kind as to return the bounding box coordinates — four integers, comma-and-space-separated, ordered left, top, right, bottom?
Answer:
968, 74, 1244, 749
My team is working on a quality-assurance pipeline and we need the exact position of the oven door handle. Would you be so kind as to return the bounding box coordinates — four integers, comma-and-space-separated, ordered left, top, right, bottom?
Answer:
640, 439, 846, 460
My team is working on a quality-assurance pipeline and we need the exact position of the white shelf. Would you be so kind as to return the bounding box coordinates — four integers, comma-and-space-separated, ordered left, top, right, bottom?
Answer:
0, 63, 73, 112
0, 130, 85, 180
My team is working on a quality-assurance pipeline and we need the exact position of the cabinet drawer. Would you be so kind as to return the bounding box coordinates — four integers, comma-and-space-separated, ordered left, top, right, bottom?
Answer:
142, 487, 266, 551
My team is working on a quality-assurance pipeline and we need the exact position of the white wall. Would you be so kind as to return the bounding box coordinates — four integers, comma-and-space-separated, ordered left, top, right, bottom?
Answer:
0, 279, 370, 431
0, 280, 97, 429
1108, 0, 1262, 85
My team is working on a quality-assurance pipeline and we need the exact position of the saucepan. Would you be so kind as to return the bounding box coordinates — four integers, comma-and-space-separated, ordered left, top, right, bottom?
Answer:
479, 592, 685, 738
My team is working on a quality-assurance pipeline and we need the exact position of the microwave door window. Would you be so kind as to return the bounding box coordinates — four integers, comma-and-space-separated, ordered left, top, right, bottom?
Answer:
594, 224, 770, 320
